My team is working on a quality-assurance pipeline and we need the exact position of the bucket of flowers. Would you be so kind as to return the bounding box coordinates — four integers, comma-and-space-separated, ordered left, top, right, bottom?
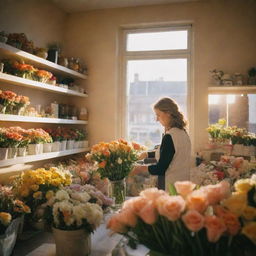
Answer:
107, 179, 256, 256
43, 185, 103, 256
0, 185, 30, 256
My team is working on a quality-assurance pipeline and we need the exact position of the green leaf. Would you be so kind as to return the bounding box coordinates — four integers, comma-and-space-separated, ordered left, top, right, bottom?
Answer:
168, 184, 177, 195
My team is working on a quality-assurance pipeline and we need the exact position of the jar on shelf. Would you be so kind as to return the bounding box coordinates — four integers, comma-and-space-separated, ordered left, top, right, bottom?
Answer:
234, 73, 243, 85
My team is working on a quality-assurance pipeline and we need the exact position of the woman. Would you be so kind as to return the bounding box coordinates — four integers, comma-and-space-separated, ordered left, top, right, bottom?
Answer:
131, 97, 191, 191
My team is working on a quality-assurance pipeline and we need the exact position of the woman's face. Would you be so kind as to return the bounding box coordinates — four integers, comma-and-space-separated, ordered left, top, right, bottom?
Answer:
154, 108, 171, 128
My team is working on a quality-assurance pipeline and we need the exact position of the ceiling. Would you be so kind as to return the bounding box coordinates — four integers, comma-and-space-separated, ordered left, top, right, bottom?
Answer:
51, 0, 200, 13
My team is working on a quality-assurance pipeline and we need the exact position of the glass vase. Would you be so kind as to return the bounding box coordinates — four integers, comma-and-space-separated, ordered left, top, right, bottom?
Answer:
108, 179, 126, 206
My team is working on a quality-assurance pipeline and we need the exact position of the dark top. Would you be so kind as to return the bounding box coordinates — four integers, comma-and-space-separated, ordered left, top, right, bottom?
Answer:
148, 134, 175, 190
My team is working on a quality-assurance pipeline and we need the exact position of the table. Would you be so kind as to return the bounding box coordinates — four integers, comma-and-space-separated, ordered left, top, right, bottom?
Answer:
13, 214, 149, 256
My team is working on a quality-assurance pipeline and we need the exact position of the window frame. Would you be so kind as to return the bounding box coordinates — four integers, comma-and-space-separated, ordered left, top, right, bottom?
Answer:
117, 24, 193, 146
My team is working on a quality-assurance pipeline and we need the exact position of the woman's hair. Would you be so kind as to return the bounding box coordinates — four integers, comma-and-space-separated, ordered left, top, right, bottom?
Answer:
153, 97, 187, 129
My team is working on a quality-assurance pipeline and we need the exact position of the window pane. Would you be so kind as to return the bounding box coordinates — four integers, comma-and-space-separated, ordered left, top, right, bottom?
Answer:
208, 94, 256, 133
127, 59, 187, 147
127, 30, 188, 51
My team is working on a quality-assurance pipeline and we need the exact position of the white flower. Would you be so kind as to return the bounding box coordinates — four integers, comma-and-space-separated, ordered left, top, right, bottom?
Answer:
117, 158, 122, 164
84, 203, 103, 228
55, 190, 70, 201
70, 191, 91, 203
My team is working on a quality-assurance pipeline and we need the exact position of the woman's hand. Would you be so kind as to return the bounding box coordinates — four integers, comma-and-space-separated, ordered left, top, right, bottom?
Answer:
138, 151, 148, 160
130, 165, 148, 176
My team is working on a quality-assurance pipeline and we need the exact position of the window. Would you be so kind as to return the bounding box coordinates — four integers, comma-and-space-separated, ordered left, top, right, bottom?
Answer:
120, 26, 191, 148
208, 94, 256, 133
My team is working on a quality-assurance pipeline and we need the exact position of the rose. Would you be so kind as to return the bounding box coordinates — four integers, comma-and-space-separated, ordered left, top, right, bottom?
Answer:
204, 215, 226, 242
174, 181, 196, 198
156, 195, 186, 221
182, 210, 204, 232
186, 190, 209, 213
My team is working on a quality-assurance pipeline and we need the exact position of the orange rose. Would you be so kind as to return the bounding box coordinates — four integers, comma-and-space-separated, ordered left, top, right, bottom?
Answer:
107, 215, 127, 233
204, 215, 226, 242
182, 210, 204, 232
156, 195, 186, 221
186, 190, 209, 213
138, 200, 158, 225
174, 181, 196, 198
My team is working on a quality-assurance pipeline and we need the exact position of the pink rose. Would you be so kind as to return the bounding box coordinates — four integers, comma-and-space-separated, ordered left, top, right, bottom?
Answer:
186, 190, 209, 213
140, 188, 167, 203
182, 210, 204, 232
137, 200, 158, 225
156, 195, 186, 221
107, 214, 128, 233
214, 205, 241, 236
174, 181, 196, 198
118, 208, 138, 227
204, 215, 226, 242
203, 181, 230, 205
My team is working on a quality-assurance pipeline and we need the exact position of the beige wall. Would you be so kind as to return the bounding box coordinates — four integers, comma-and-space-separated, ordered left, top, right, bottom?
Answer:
0, 0, 66, 47
64, 0, 256, 152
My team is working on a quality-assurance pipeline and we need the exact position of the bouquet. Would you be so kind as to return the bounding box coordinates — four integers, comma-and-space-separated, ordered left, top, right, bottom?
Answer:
107, 180, 256, 256
43, 186, 103, 232
27, 128, 52, 144
11, 167, 72, 221
87, 139, 145, 181
0, 185, 30, 235
0, 90, 17, 113
191, 155, 256, 186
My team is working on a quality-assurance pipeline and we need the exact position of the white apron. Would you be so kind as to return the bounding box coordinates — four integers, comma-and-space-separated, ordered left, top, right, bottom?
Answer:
155, 128, 191, 191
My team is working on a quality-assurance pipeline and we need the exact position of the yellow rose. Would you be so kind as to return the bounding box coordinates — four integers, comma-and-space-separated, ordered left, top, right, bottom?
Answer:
0, 212, 12, 226
222, 192, 247, 216
30, 184, 39, 192
234, 179, 253, 193
242, 222, 256, 244
33, 191, 43, 199
45, 190, 54, 200
242, 206, 256, 221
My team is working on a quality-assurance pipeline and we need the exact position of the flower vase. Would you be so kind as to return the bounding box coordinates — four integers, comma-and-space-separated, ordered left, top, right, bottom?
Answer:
0, 217, 22, 256
7, 147, 17, 159
60, 140, 67, 151
28, 144, 41, 155
108, 179, 126, 206
17, 147, 26, 157
52, 227, 91, 256
67, 140, 75, 150
0, 148, 8, 160
232, 144, 244, 156
51, 141, 61, 152
43, 143, 52, 153
0, 104, 6, 114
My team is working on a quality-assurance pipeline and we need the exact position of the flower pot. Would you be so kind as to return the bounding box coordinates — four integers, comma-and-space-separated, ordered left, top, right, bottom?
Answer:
52, 141, 61, 152
60, 140, 67, 151
0, 217, 22, 256
52, 227, 91, 256
17, 147, 26, 157
7, 148, 17, 159
249, 145, 256, 156
108, 179, 126, 207
74, 141, 80, 149
0, 148, 8, 160
67, 140, 74, 150
243, 146, 250, 156
28, 144, 41, 155
43, 143, 52, 153
0, 104, 6, 114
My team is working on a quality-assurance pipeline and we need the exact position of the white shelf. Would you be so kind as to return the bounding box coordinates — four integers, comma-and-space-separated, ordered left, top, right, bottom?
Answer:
0, 42, 87, 79
208, 85, 256, 94
0, 72, 88, 97
0, 114, 88, 124
0, 148, 90, 167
